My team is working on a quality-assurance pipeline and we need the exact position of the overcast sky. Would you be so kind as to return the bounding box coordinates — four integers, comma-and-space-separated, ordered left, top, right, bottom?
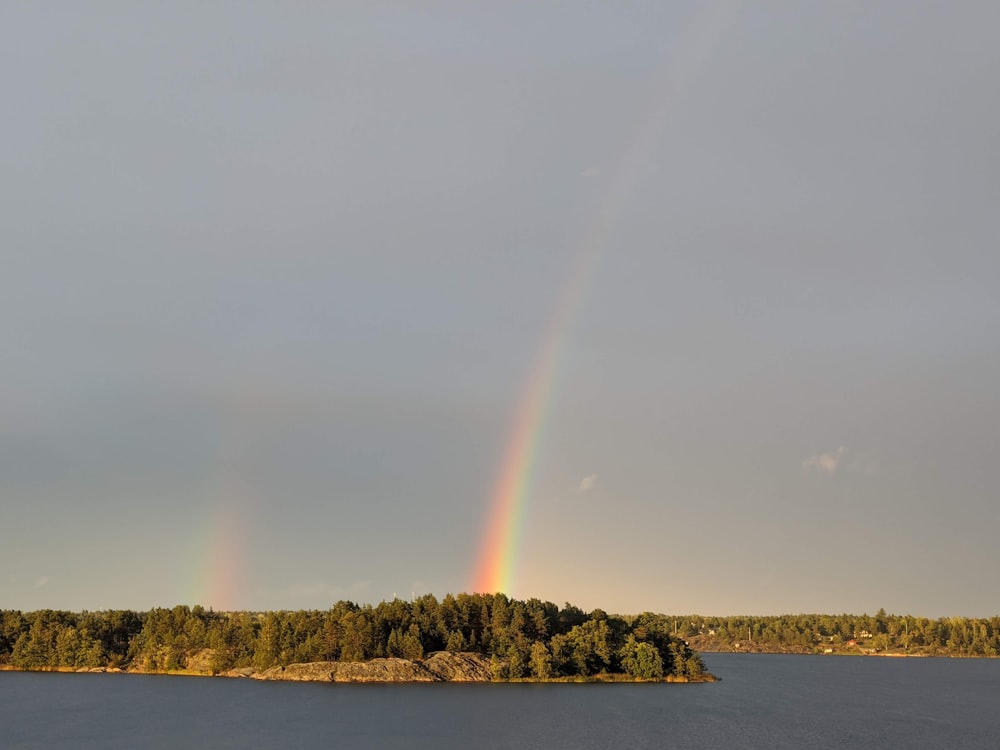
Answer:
3, 1, 998, 617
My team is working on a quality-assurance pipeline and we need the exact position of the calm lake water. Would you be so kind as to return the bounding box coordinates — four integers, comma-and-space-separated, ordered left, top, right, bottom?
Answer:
3, 654, 999, 749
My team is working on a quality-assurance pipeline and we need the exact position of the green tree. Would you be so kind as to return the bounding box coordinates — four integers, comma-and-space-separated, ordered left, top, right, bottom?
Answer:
401, 625, 424, 660
445, 630, 466, 652
618, 635, 664, 679
386, 628, 403, 657
489, 653, 506, 681
529, 641, 552, 679
506, 638, 529, 679
558, 620, 613, 676
253, 612, 282, 671
55, 626, 81, 667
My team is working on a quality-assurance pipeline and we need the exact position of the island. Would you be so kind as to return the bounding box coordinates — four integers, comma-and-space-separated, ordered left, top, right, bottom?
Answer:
0, 593, 715, 683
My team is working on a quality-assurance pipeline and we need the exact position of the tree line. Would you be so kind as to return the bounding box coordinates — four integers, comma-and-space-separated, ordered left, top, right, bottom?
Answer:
0, 593, 707, 680
680, 609, 1000, 656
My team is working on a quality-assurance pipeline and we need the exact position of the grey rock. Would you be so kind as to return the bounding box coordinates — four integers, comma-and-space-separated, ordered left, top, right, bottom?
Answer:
252, 652, 494, 683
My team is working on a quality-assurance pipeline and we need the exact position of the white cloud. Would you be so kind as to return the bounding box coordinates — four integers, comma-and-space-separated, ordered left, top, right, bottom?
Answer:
802, 446, 848, 475
33, 576, 50, 589
577, 474, 598, 492
580, 167, 601, 177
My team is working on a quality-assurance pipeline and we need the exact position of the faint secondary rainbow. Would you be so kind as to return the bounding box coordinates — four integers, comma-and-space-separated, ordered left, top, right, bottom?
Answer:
186, 477, 248, 610
471, 0, 741, 596
183, 393, 261, 610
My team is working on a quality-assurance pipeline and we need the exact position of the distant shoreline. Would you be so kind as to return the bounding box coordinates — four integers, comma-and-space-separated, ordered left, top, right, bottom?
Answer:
696, 649, 997, 659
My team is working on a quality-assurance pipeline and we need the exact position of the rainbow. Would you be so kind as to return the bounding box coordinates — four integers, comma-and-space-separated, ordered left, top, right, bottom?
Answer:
471, 1, 740, 596
471, 245, 601, 595
186, 478, 247, 610
183, 397, 258, 611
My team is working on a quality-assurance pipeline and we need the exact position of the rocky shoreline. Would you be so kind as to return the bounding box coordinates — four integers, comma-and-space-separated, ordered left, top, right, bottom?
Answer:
238, 651, 494, 683
2, 651, 718, 683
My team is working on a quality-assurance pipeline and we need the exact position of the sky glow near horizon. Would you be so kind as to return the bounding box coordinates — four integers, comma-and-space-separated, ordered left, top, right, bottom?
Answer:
2, 2, 998, 617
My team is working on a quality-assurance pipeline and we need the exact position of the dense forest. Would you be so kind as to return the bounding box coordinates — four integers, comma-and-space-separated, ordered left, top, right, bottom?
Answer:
679, 610, 1000, 657
0, 593, 707, 680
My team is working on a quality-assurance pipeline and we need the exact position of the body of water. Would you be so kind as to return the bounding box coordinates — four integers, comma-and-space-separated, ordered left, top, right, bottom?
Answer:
2, 654, 998, 749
